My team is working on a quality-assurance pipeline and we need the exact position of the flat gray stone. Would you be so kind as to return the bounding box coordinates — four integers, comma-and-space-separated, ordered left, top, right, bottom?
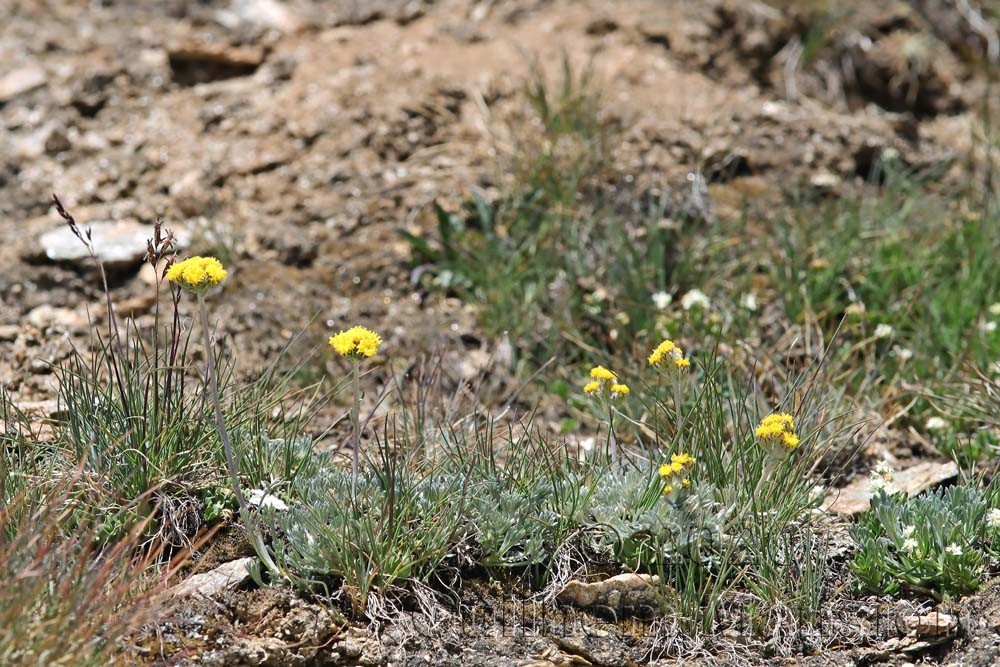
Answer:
0, 65, 47, 102
822, 460, 959, 516
168, 557, 255, 598
558, 573, 659, 609
217, 0, 305, 33
25, 304, 89, 332
38, 221, 190, 269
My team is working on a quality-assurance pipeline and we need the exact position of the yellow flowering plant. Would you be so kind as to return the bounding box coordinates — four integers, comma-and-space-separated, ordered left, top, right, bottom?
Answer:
165, 256, 227, 294
583, 365, 629, 398
754, 412, 800, 455
658, 452, 696, 500
648, 338, 691, 447
329, 326, 383, 359
583, 365, 629, 463
648, 339, 691, 372
167, 255, 284, 580
330, 325, 383, 499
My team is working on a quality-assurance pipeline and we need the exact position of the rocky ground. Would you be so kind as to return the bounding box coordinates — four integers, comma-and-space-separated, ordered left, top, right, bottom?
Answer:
2, 0, 999, 664
2, 0, 991, 401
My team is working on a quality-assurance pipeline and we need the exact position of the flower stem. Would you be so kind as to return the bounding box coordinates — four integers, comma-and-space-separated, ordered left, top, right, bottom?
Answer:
608, 402, 617, 466
197, 294, 282, 579
351, 358, 361, 502
673, 375, 684, 448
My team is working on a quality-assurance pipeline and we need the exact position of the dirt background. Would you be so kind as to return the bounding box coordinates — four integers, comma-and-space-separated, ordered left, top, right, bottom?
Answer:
2, 0, 999, 664
2, 0, 993, 401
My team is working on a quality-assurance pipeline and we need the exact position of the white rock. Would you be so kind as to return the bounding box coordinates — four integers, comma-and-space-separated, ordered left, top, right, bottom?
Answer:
0, 65, 47, 102
558, 573, 659, 608
904, 612, 957, 637
167, 557, 255, 598
26, 304, 88, 331
217, 0, 303, 33
38, 221, 190, 269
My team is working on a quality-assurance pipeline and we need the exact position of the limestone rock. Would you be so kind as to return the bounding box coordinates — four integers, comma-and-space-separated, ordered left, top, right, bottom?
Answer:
0, 66, 47, 103
558, 573, 659, 609
822, 461, 959, 516
36, 221, 190, 270
25, 304, 88, 332
168, 557, 255, 599
904, 612, 958, 638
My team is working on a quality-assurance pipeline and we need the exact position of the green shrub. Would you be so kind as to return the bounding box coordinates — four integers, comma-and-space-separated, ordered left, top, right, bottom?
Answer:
850, 484, 994, 599
274, 464, 466, 612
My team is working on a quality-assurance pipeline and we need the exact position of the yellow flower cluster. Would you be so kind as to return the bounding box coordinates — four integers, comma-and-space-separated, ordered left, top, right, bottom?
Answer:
329, 326, 383, 359
610, 383, 629, 397
583, 366, 630, 399
590, 366, 616, 381
755, 412, 799, 452
166, 256, 227, 293
648, 339, 691, 372
658, 452, 696, 496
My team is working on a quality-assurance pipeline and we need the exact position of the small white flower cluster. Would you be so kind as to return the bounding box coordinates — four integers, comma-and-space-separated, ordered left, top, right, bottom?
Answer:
945, 543, 963, 557
987, 508, 1000, 529
890, 345, 913, 361
981, 303, 999, 335
900, 524, 917, 553
925, 416, 948, 431
869, 460, 899, 495
681, 289, 711, 311
651, 291, 672, 310
873, 323, 894, 339
248, 488, 289, 511
740, 292, 758, 312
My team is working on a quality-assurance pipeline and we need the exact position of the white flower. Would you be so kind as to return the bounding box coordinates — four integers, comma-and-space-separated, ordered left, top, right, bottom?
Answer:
925, 416, 948, 431
869, 460, 899, 495
681, 289, 711, 311
901, 537, 918, 553
902, 524, 916, 538
740, 292, 759, 312
651, 291, 672, 310
982, 320, 997, 334
247, 488, 288, 511
945, 543, 963, 557
989, 303, 1000, 316
890, 345, 914, 361
874, 324, 894, 339
987, 508, 1000, 529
